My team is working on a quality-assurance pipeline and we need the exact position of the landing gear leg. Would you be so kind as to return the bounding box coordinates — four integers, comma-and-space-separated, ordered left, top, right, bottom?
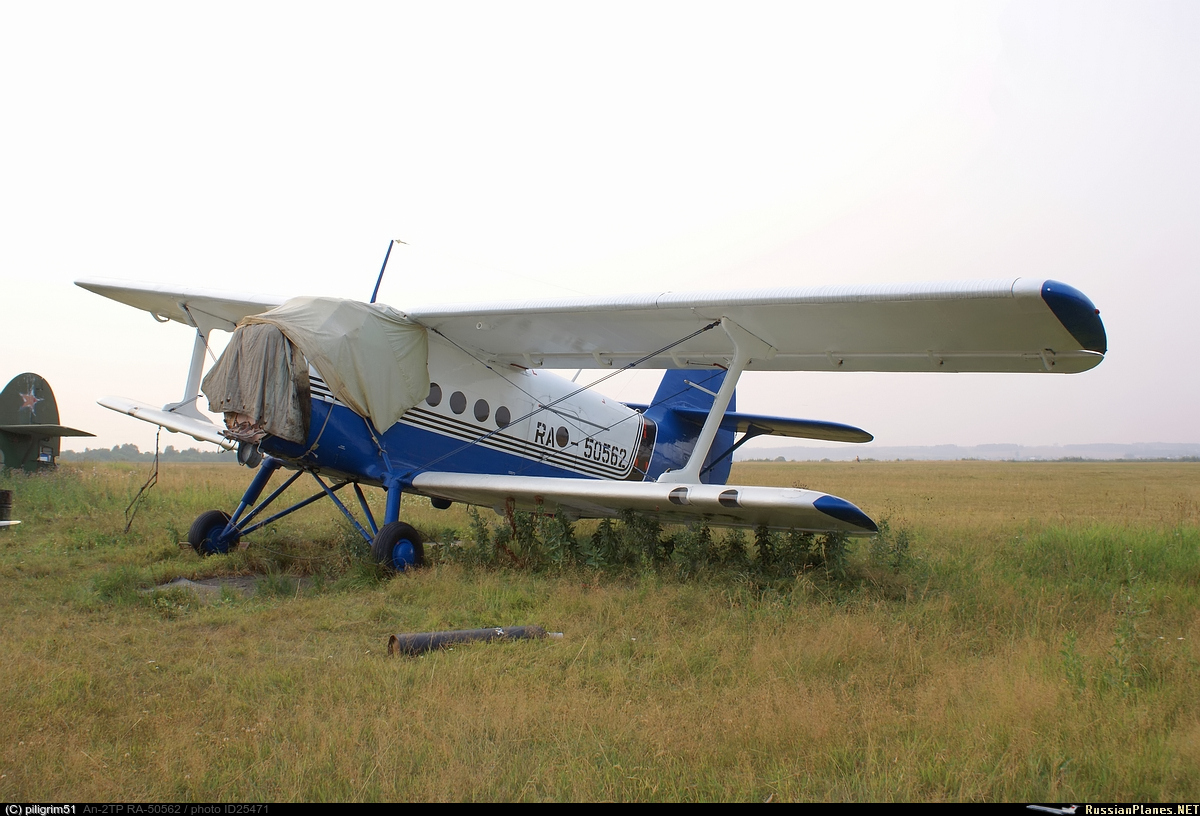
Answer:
187, 457, 282, 556
228, 457, 283, 527
383, 477, 402, 526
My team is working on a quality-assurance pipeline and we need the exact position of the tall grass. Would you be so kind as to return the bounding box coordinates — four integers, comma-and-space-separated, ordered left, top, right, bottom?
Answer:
0, 461, 1197, 800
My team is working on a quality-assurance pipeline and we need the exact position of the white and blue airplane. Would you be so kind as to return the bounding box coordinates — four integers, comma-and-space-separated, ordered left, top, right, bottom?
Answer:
76, 276, 1106, 570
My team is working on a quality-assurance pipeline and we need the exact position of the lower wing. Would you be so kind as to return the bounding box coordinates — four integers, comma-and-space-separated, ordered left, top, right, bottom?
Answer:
410, 472, 878, 534
96, 397, 235, 449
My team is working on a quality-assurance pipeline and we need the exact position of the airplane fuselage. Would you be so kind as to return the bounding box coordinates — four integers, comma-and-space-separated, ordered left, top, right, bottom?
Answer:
258, 335, 721, 491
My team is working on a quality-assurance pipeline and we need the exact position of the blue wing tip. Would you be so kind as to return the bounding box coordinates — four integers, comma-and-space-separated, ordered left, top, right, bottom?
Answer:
813, 495, 879, 533
1041, 280, 1107, 355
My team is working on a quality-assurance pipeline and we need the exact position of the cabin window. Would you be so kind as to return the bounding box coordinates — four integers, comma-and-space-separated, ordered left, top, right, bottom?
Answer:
449, 391, 466, 414
555, 426, 569, 447
495, 406, 511, 428
426, 383, 442, 407
473, 399, 490, 423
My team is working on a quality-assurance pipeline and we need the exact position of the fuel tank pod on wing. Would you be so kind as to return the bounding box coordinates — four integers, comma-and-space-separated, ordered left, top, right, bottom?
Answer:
0, 373, 94, 471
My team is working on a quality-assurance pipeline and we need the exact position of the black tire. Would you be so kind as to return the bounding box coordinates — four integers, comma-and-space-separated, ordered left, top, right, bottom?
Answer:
188, 509, 239, 556
372, 521, 425, 572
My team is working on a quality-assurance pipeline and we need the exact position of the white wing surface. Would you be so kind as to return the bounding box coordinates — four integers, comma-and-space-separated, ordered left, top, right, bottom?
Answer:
411, 472, 879, 534
77, 277, 1106, 374
96, 396, 235, 449
76, 278, 283, 332
407, 278, 1106, 373
75, 279, 285, 442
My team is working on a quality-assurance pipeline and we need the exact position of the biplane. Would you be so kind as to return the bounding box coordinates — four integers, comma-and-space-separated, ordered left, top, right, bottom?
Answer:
75, 275, 1106, 570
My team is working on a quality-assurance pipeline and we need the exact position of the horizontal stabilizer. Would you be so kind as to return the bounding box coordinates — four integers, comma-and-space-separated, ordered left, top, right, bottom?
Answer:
98, 396, 235, 450
0, 425, 94, 438
0, 521, 20, 528
623, 404, 872, 443
410, 472, 878, 534
682, 408, 872, 443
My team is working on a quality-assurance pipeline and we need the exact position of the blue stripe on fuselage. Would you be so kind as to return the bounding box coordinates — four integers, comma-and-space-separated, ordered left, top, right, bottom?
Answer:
260, 399, 600, 489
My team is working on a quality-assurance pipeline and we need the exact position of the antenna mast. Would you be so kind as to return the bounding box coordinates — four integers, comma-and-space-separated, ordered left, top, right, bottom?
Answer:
370, 239, 405, 303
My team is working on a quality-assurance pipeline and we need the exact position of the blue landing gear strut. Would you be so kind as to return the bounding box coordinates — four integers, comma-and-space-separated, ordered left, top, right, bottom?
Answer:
186, 457, 423, 571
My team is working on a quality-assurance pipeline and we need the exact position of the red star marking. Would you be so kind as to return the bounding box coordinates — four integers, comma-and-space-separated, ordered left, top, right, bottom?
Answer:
20, 391, 41, 411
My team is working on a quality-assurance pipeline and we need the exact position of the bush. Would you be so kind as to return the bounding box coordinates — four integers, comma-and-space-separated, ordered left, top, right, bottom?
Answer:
441, 509, 913, 595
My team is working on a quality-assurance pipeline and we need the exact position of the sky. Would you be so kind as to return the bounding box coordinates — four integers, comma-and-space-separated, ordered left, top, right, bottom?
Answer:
2, 1, 1197, 455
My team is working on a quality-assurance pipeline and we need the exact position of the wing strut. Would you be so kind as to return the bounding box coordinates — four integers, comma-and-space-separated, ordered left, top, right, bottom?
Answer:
162, 324, 212, 423
160, 301, 234, 429
657, 317, 775, 484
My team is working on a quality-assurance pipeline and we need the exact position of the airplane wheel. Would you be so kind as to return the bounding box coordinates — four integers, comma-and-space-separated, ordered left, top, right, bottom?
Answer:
372, 521, 425, 572
188, 510, 240, 556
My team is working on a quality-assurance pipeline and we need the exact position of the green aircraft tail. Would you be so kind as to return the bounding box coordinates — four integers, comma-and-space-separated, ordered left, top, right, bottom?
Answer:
0, 373, 94, 471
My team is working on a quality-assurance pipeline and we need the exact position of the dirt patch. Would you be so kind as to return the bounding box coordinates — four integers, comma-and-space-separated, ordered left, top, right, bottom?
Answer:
146, 574, 305, 602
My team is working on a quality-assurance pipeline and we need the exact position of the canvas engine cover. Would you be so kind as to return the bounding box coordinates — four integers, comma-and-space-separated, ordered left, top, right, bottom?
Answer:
202, 322, 312, 444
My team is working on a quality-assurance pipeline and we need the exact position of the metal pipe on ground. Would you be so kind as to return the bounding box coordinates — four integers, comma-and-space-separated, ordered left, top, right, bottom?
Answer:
388, 625, 561, 655
0, 490, 16, 527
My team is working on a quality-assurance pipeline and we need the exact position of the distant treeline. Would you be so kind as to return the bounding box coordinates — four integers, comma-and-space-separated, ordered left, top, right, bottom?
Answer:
61, 444, 235, 463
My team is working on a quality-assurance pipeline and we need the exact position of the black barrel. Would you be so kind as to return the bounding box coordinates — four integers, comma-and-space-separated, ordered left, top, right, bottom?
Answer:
388, 625, 548, 655
0, 490, 11, 522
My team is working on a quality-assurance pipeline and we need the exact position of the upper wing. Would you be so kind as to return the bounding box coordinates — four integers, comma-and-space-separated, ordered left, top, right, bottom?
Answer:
407, 278, 1106, 373
411, 472, 879, 534
77, 277, 1107, 374
76, 278, 283, 332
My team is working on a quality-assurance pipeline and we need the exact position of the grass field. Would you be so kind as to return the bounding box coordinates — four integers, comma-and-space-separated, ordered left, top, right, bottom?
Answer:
1, 460, 1197, 801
